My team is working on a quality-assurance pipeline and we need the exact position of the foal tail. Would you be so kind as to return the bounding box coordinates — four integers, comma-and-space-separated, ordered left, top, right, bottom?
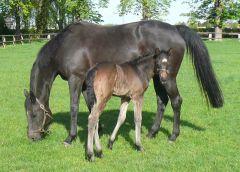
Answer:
86, 68, 97, 109
176, 25, 224, 108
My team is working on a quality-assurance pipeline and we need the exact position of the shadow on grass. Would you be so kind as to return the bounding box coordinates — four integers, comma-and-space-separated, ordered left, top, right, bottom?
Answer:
53, 110, 205, 148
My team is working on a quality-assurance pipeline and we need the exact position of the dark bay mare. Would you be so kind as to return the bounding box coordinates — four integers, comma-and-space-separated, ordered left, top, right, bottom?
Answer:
24, 20, 223, 144
86, 49, 170, 161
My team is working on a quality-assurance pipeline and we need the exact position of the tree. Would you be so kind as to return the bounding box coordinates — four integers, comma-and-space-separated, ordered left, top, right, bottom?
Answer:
184, 0, 240, 39
0, 13, 9, 34
66, 0, 105, 23
118, 0, 173, 20
48, 0, 108, 30
33, 0, 50, 33
0, 0, 32, 34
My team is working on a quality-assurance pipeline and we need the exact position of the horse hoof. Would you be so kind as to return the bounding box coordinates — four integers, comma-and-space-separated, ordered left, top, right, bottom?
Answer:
63, 141, 71, 147
96, 150, 103, 158
168, 135, 177, 143
146, 132, 154, 139
108, 140, 114, 150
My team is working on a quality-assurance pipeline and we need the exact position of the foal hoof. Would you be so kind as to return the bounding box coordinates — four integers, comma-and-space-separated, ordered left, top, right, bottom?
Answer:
96, 150, 103, 158
108, 140, 114, 150
87, 153, 94, 162
135, 144, 144, 151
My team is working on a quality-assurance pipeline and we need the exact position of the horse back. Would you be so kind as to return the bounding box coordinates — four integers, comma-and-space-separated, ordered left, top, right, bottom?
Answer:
36, 20, 185, 80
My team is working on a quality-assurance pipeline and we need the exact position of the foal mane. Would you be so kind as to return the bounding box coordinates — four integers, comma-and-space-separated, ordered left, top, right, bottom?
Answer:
128, 53, 154, 65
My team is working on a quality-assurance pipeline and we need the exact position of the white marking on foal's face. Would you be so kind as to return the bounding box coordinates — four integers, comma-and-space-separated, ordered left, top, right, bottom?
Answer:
162, 58, 168, 63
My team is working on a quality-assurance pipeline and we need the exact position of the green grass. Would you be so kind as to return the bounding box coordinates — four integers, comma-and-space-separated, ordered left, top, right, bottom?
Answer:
0, 40, 239, 171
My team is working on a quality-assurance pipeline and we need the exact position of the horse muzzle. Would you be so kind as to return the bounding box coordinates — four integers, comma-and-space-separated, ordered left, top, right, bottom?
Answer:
28, 131, 42, 141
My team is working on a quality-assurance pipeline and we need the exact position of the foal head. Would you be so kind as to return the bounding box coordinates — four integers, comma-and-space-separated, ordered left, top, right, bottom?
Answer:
24, 90, 52, 141
154, 48, 172, 84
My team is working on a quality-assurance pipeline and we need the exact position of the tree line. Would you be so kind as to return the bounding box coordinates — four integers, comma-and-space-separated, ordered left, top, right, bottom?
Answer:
0, 0, 239, 36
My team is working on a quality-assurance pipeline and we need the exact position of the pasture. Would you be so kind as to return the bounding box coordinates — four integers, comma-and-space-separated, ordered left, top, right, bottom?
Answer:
0, 40, 239, 171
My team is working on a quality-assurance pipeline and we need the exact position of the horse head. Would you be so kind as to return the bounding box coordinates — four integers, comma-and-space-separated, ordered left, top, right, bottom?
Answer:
24, 89, 53, 141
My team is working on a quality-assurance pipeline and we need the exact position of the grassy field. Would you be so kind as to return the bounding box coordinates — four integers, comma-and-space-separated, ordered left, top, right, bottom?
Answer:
0, 40, 239, 171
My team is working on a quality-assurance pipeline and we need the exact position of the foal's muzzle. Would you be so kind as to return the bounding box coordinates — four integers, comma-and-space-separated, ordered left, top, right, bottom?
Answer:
159, 69, 168, 84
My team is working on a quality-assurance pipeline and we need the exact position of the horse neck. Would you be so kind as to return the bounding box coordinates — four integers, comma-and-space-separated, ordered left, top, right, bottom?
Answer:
135, 58, 155, 82
30, 62, 56, 106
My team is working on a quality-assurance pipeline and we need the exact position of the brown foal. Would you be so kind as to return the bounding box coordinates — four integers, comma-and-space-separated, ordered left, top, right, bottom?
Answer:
86, 48, 171, 161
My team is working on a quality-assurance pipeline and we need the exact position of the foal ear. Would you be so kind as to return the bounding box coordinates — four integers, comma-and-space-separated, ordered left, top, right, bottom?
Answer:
167, 48, 173, 57
29, 91, 36, 103
153, 48, 161, 59
24, 89, 29, 98
155, 48, 160, 55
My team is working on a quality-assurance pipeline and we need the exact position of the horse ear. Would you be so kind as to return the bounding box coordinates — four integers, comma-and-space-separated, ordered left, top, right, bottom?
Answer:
29, 91, 36, 103
24, 89, 29, 98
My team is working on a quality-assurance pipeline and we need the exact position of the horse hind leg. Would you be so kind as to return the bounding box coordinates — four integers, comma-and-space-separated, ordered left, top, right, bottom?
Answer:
108, 97, 130, 150
165, 78, 182, 142
147, 75, 169, 138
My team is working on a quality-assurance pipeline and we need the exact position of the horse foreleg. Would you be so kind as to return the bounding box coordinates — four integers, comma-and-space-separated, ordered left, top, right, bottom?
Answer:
133, 96, 144, 151
165, 78, 182, 142
147, 75, 169, 138
64, 76, 83, 146
108, 97, 130, 150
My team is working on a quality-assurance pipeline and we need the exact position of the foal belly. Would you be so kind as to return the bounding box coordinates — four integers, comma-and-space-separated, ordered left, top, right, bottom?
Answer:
113, 86, 130, 98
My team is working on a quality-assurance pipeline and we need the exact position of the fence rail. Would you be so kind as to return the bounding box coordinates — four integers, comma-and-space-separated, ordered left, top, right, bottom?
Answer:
197, 32, 240, 40
0, 33, 56, 48
0, 32, 240, 48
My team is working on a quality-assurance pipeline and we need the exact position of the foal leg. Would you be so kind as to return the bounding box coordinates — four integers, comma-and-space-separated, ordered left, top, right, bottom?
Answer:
108, 97, 130, 150
87, 102, 106, 161
164, 78, 182, 142
94, 122, 103, 158
82, 83, 103, 132
64, 75, 83, 145
133, 96, 144, 151
147, 75, 169, 138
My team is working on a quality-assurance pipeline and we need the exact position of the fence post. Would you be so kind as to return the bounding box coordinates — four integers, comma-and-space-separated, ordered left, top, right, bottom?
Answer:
47, 34, 51, 40
2, 36, 6, 48
20, 35, 23, 45
13, 36, 15, 46
238, 34, 240, 40
208, 33, 212, 41
28, 34, 31, 43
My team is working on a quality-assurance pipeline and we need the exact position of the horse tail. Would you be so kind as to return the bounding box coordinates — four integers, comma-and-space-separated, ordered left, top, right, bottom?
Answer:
86, 67, 97, 110
175, 25, 224, 108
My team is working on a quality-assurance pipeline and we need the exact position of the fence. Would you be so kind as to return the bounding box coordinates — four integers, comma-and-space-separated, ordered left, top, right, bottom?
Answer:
0, 32, 240, 48
197, 32, 240, 40
0, 33, 56, 48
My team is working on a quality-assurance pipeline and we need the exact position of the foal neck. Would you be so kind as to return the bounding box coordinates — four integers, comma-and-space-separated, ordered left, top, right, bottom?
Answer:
134, 56, 155, 82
